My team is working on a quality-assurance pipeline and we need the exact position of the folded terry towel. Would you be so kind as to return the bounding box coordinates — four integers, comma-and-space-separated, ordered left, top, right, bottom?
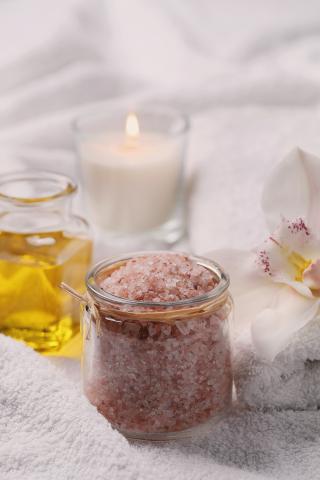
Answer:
5, 328, 320, 479
234, 317, 320, 410
0, 335, 138, 480
1, 334, 270, 480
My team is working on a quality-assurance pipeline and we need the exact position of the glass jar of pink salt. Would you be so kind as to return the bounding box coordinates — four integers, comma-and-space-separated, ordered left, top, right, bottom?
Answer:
82, 252, 233, 440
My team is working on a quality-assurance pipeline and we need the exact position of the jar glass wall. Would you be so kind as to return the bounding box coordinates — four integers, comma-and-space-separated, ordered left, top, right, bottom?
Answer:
0, 171, 92, 354
82, 252, 233, 440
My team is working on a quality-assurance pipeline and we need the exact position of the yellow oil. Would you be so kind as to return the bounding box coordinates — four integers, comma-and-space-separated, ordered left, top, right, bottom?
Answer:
0, 230, 92, 354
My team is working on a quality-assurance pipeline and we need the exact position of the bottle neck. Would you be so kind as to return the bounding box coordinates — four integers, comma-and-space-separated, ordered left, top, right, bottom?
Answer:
0, 197, 73, 234
0, 171, 76, 233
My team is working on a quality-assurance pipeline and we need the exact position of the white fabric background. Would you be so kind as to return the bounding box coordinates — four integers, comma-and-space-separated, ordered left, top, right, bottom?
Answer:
2, 0, 320, 252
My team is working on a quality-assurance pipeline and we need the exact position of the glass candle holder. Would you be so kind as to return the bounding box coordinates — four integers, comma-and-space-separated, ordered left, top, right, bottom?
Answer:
73, 105, 189, 245
0, 170, 92, 354
81, 251, 233, 441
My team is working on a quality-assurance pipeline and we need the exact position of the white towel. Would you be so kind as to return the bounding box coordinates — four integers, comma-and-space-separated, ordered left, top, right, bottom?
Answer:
6, 333, 320, 479
234, 319, 320, 410
1, 334, 270, 480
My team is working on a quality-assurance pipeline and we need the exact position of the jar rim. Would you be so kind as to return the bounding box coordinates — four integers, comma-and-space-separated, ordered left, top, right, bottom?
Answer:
0, 170, 77, 205
86, 251, 230, 308
72, 103, 190, 138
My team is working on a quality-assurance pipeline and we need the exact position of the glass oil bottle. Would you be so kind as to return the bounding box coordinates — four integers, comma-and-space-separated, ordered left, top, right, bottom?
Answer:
0, 171, 92, 354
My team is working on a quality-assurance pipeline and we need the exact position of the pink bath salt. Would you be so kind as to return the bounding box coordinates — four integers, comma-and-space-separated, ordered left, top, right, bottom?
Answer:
100, 253, 216, 302
83, 253, 232, 437
84, 312, 232, 435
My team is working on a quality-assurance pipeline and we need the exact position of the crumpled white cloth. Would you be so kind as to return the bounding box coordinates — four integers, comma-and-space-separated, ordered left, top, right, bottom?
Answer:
0, 0, 103, 95
0, 0, 143, 152
4, 0, 320, 154
189, 106, 320, 254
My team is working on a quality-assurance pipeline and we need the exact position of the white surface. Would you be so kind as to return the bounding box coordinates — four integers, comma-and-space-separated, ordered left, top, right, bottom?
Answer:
2, 1, 320, 479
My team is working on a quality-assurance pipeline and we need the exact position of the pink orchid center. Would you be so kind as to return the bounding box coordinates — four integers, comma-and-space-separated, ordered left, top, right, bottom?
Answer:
287, 250, 312, 282
269, 236, 311, 282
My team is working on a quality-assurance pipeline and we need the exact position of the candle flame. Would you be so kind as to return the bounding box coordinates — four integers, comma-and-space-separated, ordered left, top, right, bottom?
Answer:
125, 113, 140, 138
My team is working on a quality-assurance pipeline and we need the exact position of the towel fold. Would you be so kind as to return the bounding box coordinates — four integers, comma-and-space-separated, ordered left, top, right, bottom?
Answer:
0, 0, 146, 152
0, 63, 138, 129
0, 89, 147, 150
234, 318, 320, 410
0, 334, 135, 480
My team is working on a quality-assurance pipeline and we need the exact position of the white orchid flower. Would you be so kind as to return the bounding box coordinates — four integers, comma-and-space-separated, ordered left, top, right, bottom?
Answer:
208, 147, 320, 361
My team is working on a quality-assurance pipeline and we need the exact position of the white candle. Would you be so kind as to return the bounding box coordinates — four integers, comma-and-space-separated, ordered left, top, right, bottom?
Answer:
78, 113, 183, 234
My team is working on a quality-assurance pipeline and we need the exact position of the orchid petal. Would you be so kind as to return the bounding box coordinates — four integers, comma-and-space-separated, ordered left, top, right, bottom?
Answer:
303, 259, 320, 290
256, 217, 315, 295
234, 283, 279, 336
275, 217, 314, 251
256, 234, 294, 280
262, 147, 320, 234
251, 285, 319, 361
206, 249, 278, 334
276, 279, 313, 297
